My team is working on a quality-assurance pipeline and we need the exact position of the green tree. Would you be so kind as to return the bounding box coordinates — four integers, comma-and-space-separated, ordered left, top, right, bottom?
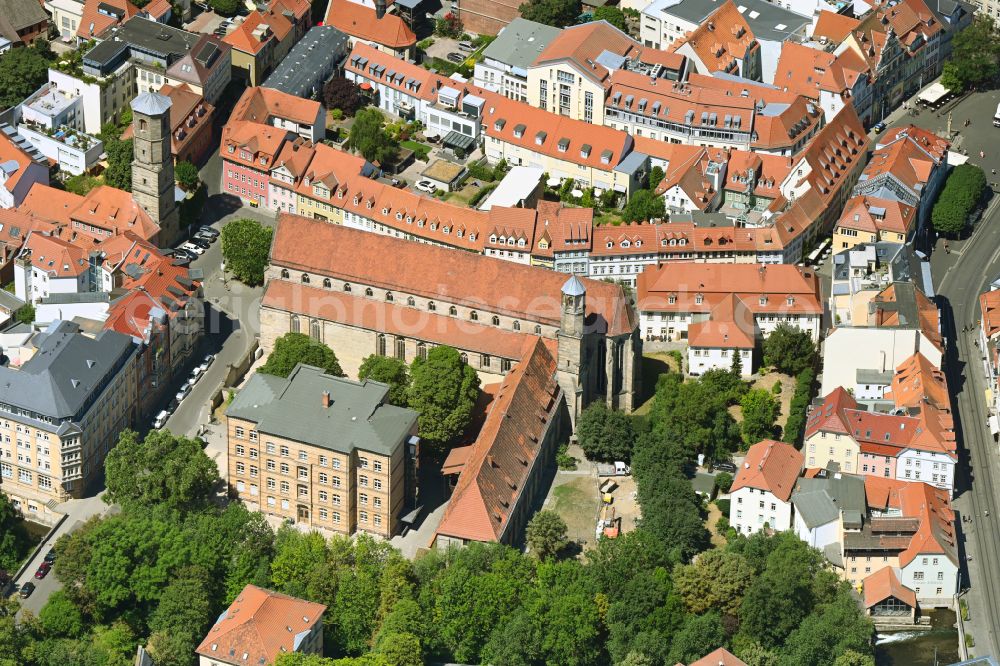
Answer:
941, 16, 1000, 92
406, 345, 480, 448
648, 165, 665, 191
621, 189, 666, 223
714, 472, 733, 493
739, 389, 780, 447
270, 527, 328, 599
526, 510, 569, 560
104, 429, 219, 513
103, 138, 133, 191
0, 43, 53, 109
322, 77, 365, 117
779, 592, 875, 666
762, 324, 815, 375
668, 612, 727, 665
0, 490, 30, 570
374, 632, 423, 666
358, 355, 410, 406
174, 160, 200, 190
220, 217, 273, 286
14, 303, 34, 326
148, 566, 214, 646
39, 590, 85, 638
260, 332, 345, 379
832, 651, 876, 666
592, 6, 627, 30
932, 163, 988, 237
209, 0, 240, 15
348, 108, 399, 166
64, 174, 101, 195
518, 0, 580, 27
672, 549, 754, 616
730, 346, 743, 376
575, 402, 636, 462
434, 12, 464, 37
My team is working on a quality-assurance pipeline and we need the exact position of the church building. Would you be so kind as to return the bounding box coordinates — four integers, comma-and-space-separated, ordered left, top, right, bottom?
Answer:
260, 213, 642, 418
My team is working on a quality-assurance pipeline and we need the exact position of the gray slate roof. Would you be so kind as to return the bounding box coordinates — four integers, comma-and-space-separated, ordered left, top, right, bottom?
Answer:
645, 0, 810, 43
791, 471, 867, 529
0, 320, 135, 420
131, 92, 173, 117
263, 26, 350, 99
227, 364, 417, 456
0, 0, 49, 40
481, 18, 561, 71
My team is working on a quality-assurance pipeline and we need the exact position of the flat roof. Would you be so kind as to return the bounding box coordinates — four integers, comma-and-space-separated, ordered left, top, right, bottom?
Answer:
422, 158, 466, 182
478, 165, 543, 210
84, 17, 198, 68
646, 0, 811, 42
23, 84, 76, 118
480, 17, 562, 70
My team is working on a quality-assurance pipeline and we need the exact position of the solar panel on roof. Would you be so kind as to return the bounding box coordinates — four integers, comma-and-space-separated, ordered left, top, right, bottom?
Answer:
195, 41, 220, 67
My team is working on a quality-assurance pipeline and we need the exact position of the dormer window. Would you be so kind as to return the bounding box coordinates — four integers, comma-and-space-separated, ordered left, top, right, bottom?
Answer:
353, 196, 360, 205
535, 131, 547, 146
490, 234, 497, 243
385, 292, 393, 302
228, 145, 235, 153
606, 241, 613, 248
517, 238, 525, 247
636, 240, 642, 247
382, 207, 390, 215
621, 240, 630, 248
494, 119, 506, 131
396, 212, 403, 220
513, 124, 526, 139
695, 293, 703, 304
366, 200, 374, 209
668, 295, 676, 304
405, 216, 413, 224
787, 296, 794, 305
759, 295, 767, 306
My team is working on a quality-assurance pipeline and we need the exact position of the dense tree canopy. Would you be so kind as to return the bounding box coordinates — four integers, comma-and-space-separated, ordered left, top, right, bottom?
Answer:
622, 189, 666, 223
739, 389, 780, 447
932, 163, 987, 237
358, 355, 410, 406
348, 108, 399, 166
762, 324, 816, 375
942, 16, 1000, 92
525, 510, 569, 560
322, 77, 365, 116
103, 138, 133, 192
0, 43, 54, 109
406, 346, 480, 448
174, 161, 200, 190
591, 5, 626, 30
518, 0, 580, 27
260, 332, 345, 379
220, 218, 273, 286
0, 490, 32, 570
575, 402, 636, 462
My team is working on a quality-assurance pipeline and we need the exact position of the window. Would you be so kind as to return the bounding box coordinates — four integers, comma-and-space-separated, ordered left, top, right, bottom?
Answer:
344, 283, 352, 292
280, 463, 289, 475
250, 466, 258, 478
323, 278, 332, 288
235, 444, 245, 456
234, 426, 245, 439
359, 511, 368, 523
470, 310, 479, 321
267, 460, 276, 471
319, 508, 328, 520
360, 475, 369, 487
319, 455, 328, 467
301, 273, 310, 284
534, 324, 542, 335
449, 306, 458, 316
280, 481, 290, 493
266, 442, 276, 454
373, 460, 383, 472
249, 448, 258, 459
365, 288, 374, 297
280, 445, 289, 457
481, 354, 491, 368
319, 473, 328, 484
236, 462, 245, 475
360, 493, 368, 505
407, 296, 416, 306
298, 467, 308, 480
491, 315, 500, 326
385, 292, 394, 302
428, 301, 436, 311
417, 343, 427, 360
374, 478, 382, 490
267, 478, 276, 490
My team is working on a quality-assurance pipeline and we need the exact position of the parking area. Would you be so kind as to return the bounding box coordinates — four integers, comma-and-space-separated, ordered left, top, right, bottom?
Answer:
184, 10, 229, 36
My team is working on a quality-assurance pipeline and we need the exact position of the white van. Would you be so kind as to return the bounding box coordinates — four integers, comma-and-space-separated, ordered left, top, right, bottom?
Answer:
458, 40, 474, 52
153, 410, 169, 429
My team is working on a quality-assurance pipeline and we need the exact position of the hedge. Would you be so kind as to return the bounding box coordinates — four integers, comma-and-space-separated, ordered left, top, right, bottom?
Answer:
932, 164, 987, 236
783, 368, 816, 447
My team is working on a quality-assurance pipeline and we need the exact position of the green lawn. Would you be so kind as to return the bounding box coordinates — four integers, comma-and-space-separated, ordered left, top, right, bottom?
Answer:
595, 212, 624, 226
401, 140, 431, 160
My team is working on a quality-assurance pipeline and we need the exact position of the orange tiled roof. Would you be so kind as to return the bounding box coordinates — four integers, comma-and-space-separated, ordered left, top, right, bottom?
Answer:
221, 120, 291, 170
435, 338, 561, 543
20, 231, 89, 277
670, 0, 757, 75
71, 185, 160, 242
775, 41, 868, 101
17, 184, 82, 227
0, 131, 40, 195
981, 290, 1000, 339
223, 11, 275, 54
689, 648, 749, 666
269, 213, 637, 337
795, 104, 868, 201
870, 283, 943, 351
687, 293, 756, 349
77, 0, 139, 38
836, 195, 916, 236
813, 10, 862, 44
103, 288, 164, 341
533, 20, 640, 84
196, 585, 326, 664
805, 386, 859, 438
143, 0, 171, 20
122, 83, 213, 157
887, 352, 948, 411
864, 476, 957, 566
862, 567, 917, 608
231, 86, 322, 127
325, 0, 415, 49
731, 439, 804, 501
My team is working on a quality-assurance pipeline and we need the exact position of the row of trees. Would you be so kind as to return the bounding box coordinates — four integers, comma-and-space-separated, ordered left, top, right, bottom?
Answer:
931, 163, 988, 237
259, 334, 480, 450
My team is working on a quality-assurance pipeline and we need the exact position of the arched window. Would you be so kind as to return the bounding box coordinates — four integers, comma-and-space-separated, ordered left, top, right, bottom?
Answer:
449, 305, 458, 316
309, 319, 321, 341
513, 320, 521, 331
428, 301, 437, 311
534, 324, 542, 335
139, 119, 147, 131
407, 296, 416, 307
290, 315, 300, 333
491, 315, 500, 326
417, 342, 427, 360
377, 334, 387, 356
301, 273, 310, 284
343, 283, 352, 292
470, 310, 479, 321
395, 337, 406, 360
365, 288, 374, 297
459, 352, 468, 364
323, 278, 332, 288
281, 269, 290, 279
385, 292, 394, 302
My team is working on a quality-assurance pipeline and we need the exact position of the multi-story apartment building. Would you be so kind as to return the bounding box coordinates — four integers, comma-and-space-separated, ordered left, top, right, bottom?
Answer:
474, 19, 561, 101
666, 1, 763, 81
226, 364, 420, 537
729, 439, 804, 536
0, 131, 49, 209
832, 196, 917, 251
223, 0, 311, 85
0, 320, 137, 523
774, 39, 874, 126
324, 0, 415, 60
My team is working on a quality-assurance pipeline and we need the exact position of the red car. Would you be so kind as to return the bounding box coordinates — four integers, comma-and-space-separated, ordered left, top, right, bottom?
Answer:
34, 562, 51, 579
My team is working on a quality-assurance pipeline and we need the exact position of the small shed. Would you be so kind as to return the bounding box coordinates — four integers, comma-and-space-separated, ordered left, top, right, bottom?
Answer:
421, 160, 467, 192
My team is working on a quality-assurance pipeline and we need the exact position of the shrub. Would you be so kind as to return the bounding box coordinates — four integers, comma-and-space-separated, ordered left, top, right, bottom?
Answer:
556, 442, 577, 470
783, 368, 816, 447
772, 381, 782, 395
715, 498, 731, 515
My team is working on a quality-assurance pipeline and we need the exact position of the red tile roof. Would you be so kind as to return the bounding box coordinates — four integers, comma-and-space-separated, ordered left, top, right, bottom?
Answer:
325, 0, 416, 49
435, 338, 561, 543
72, 186, 160, 242
687, 293, 755, 349
688, 648, 749, 666
231, 86, 322, 128
103, 288, 164, 341
143, 0, 171, 20
18, 183, 84, 227
77, 0, 139, 38
981, 290, 1000, 339
887, 352, 948, 412
221, 120, 291, 170
863, 566, 917, 609
813, 10, 862, 44
0, 131, 40, 194
20, 232, 89, 277
835, 195, 916, 237
196, 585, 326, 665
269, 213, 637, 336
731, 439, 804, 501
670, 0, 757, 75
223, 11, 279, 54
795, 104, 868, 201
863, 476, 957, 566
805, 387, 859, 438
534, 20, 640, 84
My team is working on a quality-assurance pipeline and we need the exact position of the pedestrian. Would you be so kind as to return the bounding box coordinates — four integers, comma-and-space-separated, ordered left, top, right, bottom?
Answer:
981, 150, 986, 159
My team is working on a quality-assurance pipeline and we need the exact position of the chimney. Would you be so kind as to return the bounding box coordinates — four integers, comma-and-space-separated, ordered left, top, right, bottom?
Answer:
376, 0, 386, 19
321, 390, 331, 408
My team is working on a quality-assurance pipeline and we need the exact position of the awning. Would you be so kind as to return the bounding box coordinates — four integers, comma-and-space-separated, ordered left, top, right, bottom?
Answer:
442, 131, 475, 151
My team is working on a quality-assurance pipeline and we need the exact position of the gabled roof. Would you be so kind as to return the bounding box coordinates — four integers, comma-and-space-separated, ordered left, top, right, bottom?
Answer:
325, 0, 416, 49
981, 290, 1000, 339
20, 232, 89, 278
18, 184, 84, 227
670, 0, 757, 75
533, 20, 640, 84
805, 387, 859, 438
0, 0, 49, 43
223, 11, 278, 54
103, 288, 165, 342
71, 186, 160, 242
77, 0, 139, 38
230, 86, 322, 127
0, 131, 40, 194
687, 293, 756, 349
269, 213, 637, 336
688, 648, 749, 666
165, 34, 230, 87
196, 585, 326, 665
435, 338, 561, 543
863, 566, 917, 608
813, 10, 862, 44
864, 476, 957, 566
731, 439, 803, 501
887, 352, 948, 411
835, 195, 916, 236
794, 104, 868, 201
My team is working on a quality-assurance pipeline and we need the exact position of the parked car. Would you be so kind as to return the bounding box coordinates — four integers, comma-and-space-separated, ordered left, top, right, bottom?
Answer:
19, 582, 35, 598
188, 237, 211, 250
197, 226, 220, 239
176, 381, 192, 402
193, 231, 215, 244
153, 410, 170, 429
203, 353, 215, 366
34, 562, 50, 579
415, 180, 436, 193
196, 360, 211, 376
179, 242, 205, 255
447, 52, 464, 63
172, 248, 196, 261
43, 551, 56, 565
190, 365, 203, 381
712, 460, 738, 474
458, 40, 474, 52
872, 121, 887, 134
